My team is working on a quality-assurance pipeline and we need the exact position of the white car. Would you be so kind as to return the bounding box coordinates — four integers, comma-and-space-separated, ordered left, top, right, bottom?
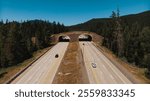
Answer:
91, 63, 96, 68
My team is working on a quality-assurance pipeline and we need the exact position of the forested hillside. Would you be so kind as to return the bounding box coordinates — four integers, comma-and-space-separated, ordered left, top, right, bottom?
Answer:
69, 10, 150, 34
69, 10, 150, 78
0, 20, 68, 68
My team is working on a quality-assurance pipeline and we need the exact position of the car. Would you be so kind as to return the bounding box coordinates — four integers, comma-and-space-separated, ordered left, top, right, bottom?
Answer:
91, 63, 96, 68
55, 54, 59, 58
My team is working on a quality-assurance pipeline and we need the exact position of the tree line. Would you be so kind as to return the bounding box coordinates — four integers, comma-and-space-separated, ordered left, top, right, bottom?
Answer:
0, 20, 68, 68
102, 9, 150, 78
69, 10, 150, 78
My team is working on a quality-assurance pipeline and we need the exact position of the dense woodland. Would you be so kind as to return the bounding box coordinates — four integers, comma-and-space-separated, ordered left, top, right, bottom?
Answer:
0, 10, 150, 79
69, 10, 150, 78
0, 20, 68, 68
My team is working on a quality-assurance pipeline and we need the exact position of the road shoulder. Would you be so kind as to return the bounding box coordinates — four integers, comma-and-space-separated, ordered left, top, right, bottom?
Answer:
93, 42, 150, 84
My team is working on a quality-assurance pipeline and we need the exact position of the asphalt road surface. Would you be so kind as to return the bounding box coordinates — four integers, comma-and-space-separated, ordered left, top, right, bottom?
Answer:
79, 42, 132, 84
11, 42, 69, 84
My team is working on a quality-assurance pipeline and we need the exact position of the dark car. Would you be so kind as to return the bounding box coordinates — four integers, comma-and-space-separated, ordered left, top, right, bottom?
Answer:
55, 54, 59, 58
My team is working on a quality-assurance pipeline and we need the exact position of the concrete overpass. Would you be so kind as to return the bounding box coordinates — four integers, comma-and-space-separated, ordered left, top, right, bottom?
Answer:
51, 31, 102, 43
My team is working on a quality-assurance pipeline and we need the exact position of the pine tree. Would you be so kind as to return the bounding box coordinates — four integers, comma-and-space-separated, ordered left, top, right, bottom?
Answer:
109, 8, 124, 57
0, 20, 68, 68
116, 8, 124, 57
140, 27, 150, 68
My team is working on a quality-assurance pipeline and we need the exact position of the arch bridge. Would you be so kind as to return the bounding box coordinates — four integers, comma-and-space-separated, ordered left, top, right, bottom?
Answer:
51, 31, 102, 43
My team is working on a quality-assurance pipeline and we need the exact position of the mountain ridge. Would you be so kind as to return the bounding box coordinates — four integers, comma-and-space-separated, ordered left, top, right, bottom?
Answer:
69, 10, 150, 31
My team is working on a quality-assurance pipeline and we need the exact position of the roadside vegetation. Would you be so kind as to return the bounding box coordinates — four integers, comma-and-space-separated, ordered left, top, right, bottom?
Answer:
0, 20, 68, 75
0, 47, 51, 83
69, 10, 150, 79
102, 10, 150, 79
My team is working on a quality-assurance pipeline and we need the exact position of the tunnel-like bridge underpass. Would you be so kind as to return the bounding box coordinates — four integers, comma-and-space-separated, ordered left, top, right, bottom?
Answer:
59, 36, 70, 42
51, 31, 102, 43
57, 34, 93, 42
78, 34, 92, 41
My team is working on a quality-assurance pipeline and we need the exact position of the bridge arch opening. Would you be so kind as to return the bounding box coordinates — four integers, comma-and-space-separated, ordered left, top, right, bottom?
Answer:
58, 35, 70, 42
79, 34, 92, 41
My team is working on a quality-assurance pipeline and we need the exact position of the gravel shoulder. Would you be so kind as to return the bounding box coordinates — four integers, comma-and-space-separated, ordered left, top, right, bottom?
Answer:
94, 42, 150, 84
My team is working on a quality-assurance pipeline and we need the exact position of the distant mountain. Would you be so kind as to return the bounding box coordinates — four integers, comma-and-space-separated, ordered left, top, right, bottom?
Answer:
69, 10, 150, 31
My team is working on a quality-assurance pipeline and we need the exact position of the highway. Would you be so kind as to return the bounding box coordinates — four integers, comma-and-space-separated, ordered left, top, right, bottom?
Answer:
79, 42, 132, 84
11, 42, 69, 84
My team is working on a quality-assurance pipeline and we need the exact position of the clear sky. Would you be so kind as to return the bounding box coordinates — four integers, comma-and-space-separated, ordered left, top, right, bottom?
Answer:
0, 0, 150, 26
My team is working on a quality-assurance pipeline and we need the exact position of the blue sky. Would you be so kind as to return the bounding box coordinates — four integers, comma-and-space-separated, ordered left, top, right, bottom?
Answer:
0, 0, 150, 25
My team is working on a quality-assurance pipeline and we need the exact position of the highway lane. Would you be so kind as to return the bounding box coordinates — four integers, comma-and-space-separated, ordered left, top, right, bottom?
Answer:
79, 42, 132, 84
11, 42, 69, 84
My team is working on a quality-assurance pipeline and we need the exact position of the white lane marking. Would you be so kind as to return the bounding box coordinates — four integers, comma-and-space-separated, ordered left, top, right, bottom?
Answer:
80, 42, 132, 84
12, 42, 69, 84
90, 42, 131, 83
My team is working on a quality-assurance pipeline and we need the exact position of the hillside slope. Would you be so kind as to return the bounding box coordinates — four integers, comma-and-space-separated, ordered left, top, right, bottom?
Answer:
69, 10, 150, 32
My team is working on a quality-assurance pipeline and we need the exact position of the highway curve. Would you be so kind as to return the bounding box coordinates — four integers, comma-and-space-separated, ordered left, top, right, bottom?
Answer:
79, 42, 132, 84
11, 42, 69, 84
